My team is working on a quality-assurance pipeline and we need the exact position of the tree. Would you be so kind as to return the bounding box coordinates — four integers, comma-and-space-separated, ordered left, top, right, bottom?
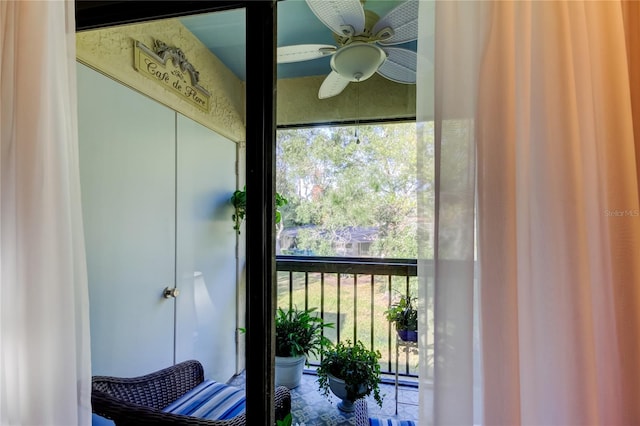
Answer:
276, 122, 433, 259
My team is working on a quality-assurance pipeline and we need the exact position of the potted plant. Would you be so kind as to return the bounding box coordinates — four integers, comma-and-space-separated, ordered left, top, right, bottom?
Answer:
230, 186, 288, 233
316, 340, 382, 412
275, 307, 333, 389
384, 294, 418, 342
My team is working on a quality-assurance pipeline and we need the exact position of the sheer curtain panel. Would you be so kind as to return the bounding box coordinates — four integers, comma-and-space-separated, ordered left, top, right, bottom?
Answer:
417, 1, 487, 425
478, 2, 640, 424
419, 1, 640, 425
0, 1, 92, 425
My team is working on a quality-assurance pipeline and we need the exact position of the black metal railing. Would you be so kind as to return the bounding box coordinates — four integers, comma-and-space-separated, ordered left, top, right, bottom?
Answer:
276, 255, 424, 380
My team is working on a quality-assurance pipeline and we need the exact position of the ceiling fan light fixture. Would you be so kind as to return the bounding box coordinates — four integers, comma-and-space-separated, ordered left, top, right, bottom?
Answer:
330, 42, 386, 82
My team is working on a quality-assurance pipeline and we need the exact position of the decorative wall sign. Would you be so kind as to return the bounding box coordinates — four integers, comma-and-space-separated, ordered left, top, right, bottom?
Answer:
134, 39, 211, 112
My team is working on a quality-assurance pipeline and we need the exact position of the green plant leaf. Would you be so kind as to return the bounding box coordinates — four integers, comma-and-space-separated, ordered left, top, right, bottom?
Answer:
275, 306, 333, 358
276, 413, 292, 426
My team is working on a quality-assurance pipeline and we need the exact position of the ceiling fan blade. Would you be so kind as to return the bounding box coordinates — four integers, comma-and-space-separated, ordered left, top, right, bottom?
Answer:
306, 0, 365, 38
372, 0, 419, 45
277, 44, 337, 64
377, 47, 417, 84
318, 71, 351, 99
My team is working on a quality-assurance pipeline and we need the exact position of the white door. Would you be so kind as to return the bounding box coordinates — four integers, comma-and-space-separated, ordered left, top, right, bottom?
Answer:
78, 64, 176, 377
174, 114, 237, 381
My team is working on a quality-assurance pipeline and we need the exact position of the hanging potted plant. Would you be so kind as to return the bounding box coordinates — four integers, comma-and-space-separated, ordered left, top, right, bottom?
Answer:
230, 186, 247, 233
316, 340, 382, 412
275, 307, 333, 389
230, 186, 288, 233
384, 294, 418, 342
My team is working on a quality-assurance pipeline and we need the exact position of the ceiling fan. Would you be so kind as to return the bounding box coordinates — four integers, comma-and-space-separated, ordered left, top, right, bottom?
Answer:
277, 0, 418, 99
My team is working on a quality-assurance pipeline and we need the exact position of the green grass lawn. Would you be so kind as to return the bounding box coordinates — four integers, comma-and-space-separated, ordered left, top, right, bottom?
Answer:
276, 271, 423, 376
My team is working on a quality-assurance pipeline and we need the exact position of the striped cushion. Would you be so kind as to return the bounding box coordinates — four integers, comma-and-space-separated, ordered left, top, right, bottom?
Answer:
162, 380, 245, 420
369, 418, 416, 426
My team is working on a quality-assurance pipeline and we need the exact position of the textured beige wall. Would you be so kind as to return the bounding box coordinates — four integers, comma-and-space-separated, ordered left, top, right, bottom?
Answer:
77, 20, 245, 143
76, 19, 423, 134
277, 74, 419, 126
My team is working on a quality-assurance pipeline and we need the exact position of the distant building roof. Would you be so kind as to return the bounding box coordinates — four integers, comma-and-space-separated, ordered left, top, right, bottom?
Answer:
280, 225, 379, 243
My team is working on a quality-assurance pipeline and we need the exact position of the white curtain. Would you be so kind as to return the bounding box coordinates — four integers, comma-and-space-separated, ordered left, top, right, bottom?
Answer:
418, 1, 640, 425
0, 1, 92, 425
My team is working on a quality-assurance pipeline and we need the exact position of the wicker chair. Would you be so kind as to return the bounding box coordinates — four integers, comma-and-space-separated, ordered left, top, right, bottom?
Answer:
92, 360, 291, 426
353, 399, 417, 426
354, 399, 369, 426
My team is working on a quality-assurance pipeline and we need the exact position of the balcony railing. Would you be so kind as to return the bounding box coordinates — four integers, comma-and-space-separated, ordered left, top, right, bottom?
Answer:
276, 255, 428, 380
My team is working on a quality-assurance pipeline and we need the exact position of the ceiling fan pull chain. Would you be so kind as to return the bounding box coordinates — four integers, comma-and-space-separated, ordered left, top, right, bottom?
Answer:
355, 84, 361, 144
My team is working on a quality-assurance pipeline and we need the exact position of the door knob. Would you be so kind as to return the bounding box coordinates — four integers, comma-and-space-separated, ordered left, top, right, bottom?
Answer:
163, 287, 180, 298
